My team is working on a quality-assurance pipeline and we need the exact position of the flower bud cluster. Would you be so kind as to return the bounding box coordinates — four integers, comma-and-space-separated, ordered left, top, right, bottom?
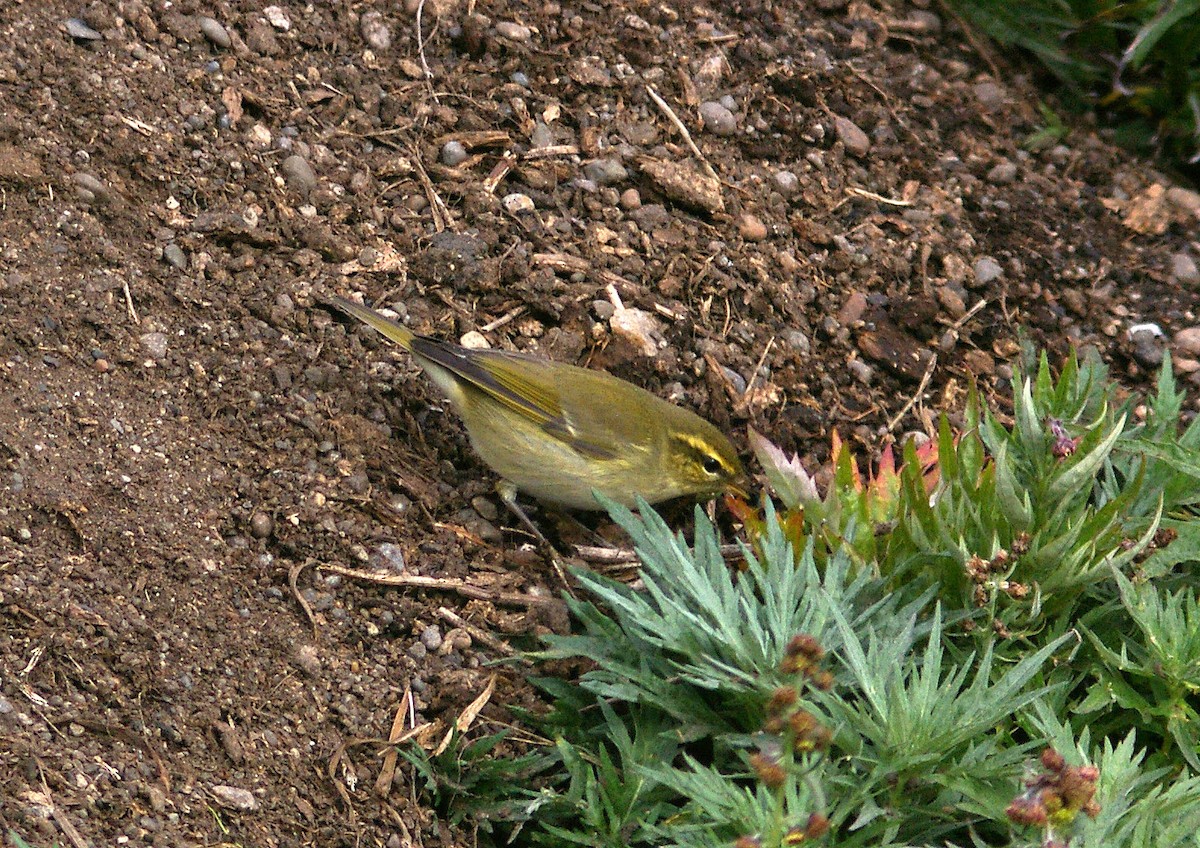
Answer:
1006, 747, 1100, 844
736, 635, 834, 847
732, 812, 829, 848
965, 549, 1029, 608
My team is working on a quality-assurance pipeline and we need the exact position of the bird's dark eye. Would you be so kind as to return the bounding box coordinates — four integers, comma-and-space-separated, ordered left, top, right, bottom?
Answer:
702, 456, 723, 475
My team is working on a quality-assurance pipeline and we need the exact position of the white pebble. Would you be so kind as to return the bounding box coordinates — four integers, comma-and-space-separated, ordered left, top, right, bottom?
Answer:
502, 193, 535, 214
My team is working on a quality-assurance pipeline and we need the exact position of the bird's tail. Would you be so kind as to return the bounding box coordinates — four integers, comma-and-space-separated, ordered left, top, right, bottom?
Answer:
328, 295, 415, 350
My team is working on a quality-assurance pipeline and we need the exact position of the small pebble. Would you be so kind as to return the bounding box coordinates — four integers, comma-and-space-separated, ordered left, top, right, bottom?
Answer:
738, 213, 767, 241
73, 172, 107, 201
511, 71, 530, 87
140, 332, 168, 360
611, 307, 664, 356
211, 785, 257, 812
1130, 327, 1164, 368
1170, 252, 1199, 287
281, 154, 317, 194
198, 17, 231, 49
974, 81, 1006, 110
495, 21, 531, 42
250, 513, 274, 539
294, 644, 322, 675
360, 10, 391, 50
163, 243, 188, 270
848, 359, 874, 384
530, 122, 554, 148
582, 158, 627, 186
470, 495, 498, 521
1174, 327, 1200, 357
441, 140, 468, 166
376, 542, 407, 573
699, 101, 737, 136
502, 193, 535, 214
66, 17, 102, 40
420, 626, 443, 651
782, 329, 810, 354
986, 160, 1018, 185
460, 330, 490, 349
264, 6, 291, 30
773, 170, 799, 197
833, 115, 870, 157
619, 188, 641, 210
973, 256, 1003, 285
719, 365, 746, 394
907, 10, 941, 33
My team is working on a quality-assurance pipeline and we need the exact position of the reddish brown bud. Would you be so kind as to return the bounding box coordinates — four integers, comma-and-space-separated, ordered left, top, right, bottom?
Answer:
788, 710, 817, 736
749, 752, 787, 789
805, 812, 830, 837
1041, 747, 1065, 772
733, 836, 762, 848
780, 654, 807, 675
767, 686, 799, 715
1005, 796, 1047, 826
787, 634, 825, 661
811, 669, 835, 691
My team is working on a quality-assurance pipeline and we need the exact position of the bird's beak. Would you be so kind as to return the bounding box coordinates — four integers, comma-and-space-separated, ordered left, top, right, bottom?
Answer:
724, 477, 752, 502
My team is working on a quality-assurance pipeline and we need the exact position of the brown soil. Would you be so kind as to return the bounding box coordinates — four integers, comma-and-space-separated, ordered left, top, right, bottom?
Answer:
2, 0, 1199, 845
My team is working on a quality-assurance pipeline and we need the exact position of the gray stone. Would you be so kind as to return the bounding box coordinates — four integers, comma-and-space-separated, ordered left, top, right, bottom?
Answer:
530, 122, 554, 148
140, 332, 168, 360
773, 170, 799, 196
1174, 327, 1200, 357
66, 17, 102, 40
359, 10, 391, 50
495, 21, 531, 42
834, 116, 870, 157
198, 17, 231, 49
440, 140, 468, 166
1170, 252, 1200, 287
699, 101, 737, 136
281, 155, 317, 194
986, 160, 1018, 185
583, 158, 627, 186
163, 243, 188, 270
973, 256, 1003, 285
211, 785, 257, 811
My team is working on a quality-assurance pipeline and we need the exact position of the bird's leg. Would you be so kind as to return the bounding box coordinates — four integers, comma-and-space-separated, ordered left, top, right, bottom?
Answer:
496, 480, 573, 590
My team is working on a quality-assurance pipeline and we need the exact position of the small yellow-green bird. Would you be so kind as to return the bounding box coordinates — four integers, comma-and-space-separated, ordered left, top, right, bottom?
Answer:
329, 295, 746, 512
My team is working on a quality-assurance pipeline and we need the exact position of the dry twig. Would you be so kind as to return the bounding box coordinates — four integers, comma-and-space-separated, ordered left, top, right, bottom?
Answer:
437, 606, 518, 657
645, 85, 719, 181
319, 562, 560, 608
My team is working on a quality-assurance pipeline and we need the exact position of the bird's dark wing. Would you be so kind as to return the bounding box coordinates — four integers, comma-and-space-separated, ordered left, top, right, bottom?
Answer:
408, 337, 619, 460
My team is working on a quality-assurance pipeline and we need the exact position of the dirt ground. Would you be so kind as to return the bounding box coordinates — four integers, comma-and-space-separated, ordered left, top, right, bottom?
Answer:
2, 0, 1200, 845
